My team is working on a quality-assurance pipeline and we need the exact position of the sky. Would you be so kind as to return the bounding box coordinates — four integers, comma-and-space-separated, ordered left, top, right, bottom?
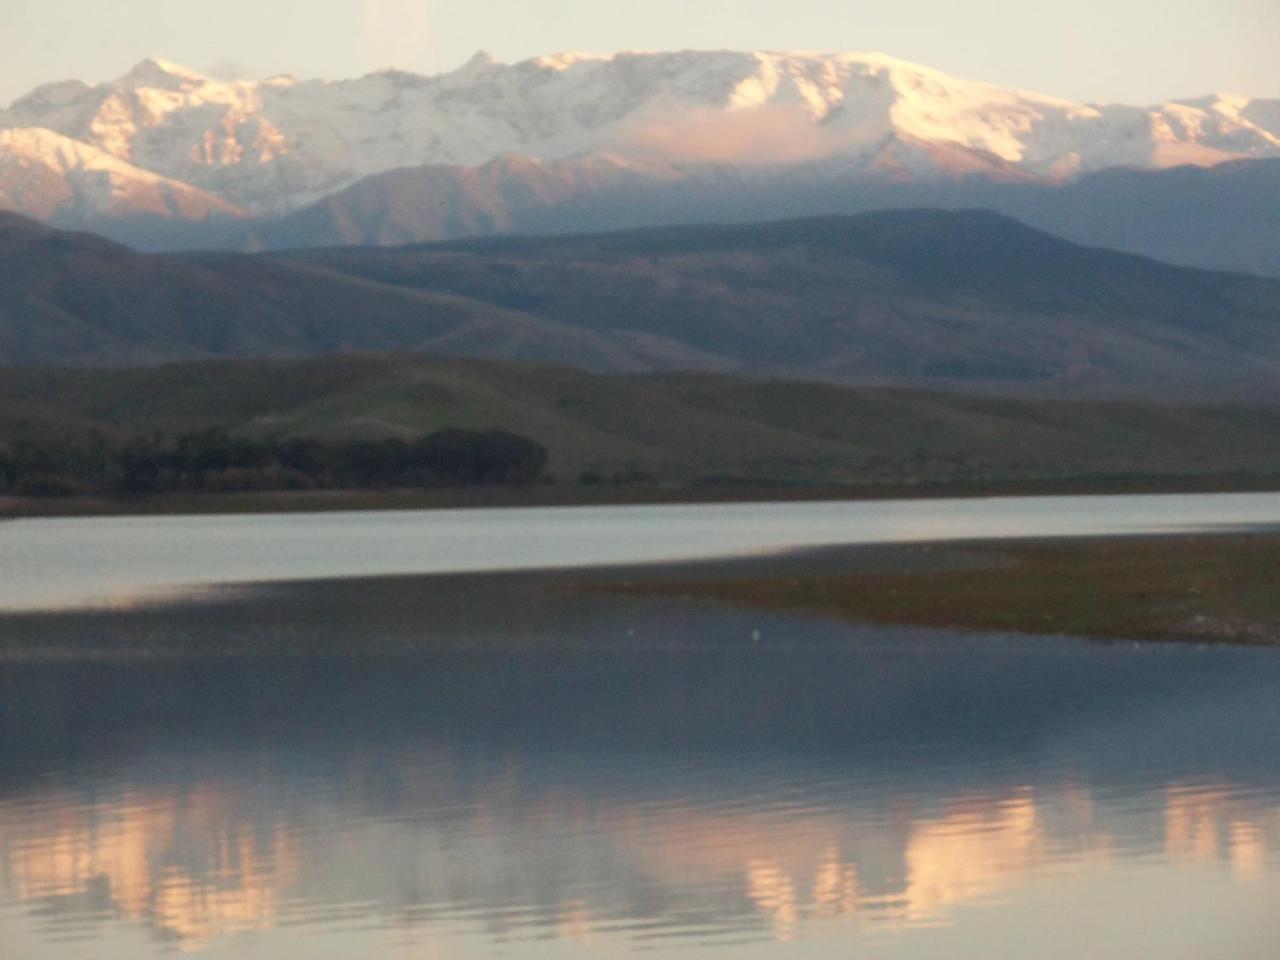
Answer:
1, 0, 1277, 108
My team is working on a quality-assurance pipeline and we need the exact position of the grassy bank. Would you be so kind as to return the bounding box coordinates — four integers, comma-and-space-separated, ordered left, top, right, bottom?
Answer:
604, 533, 1280, 646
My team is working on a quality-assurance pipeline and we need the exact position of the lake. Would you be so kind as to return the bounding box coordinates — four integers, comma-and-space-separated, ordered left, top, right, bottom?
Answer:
1, 495, 1279, 957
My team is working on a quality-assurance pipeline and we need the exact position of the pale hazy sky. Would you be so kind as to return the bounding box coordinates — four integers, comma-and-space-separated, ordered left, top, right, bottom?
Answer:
1, 0, 1277, 108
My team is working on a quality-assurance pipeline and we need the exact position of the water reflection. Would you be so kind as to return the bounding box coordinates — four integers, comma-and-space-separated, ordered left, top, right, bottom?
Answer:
2, 623, 1280, 957
4, 770, 1279, 954
3, 782, 303, 948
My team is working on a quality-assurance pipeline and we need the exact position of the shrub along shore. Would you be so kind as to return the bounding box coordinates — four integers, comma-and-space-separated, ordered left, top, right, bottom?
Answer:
0, 427, 548, 499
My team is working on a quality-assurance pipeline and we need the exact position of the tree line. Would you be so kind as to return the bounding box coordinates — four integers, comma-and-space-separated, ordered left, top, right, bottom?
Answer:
0, 428, 549, 497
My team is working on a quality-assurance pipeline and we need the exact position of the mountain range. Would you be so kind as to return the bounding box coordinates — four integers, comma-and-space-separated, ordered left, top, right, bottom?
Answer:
4, 207, 1279, 397
2, 51, 1278, 273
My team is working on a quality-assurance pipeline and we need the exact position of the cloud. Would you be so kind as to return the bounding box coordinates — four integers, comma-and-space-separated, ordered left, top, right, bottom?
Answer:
360, 0, 432, 70
607, 103, 846, 166
206, 58, 249, 81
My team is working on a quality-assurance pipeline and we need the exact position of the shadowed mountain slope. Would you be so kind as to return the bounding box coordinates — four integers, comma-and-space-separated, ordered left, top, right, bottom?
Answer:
1000, 159, 1280, 278
229, 155, 1280, 280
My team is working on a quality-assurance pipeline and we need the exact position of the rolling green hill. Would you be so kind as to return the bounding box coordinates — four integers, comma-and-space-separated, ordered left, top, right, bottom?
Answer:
6, 353, 1280, 493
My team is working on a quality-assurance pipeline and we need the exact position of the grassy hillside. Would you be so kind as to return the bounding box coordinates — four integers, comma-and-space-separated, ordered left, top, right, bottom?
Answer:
6, 353, 1280, 495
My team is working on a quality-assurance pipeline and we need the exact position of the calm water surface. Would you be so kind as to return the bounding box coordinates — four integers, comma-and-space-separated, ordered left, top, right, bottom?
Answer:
1, 496, 1278, 957
4, 492, 1280, 611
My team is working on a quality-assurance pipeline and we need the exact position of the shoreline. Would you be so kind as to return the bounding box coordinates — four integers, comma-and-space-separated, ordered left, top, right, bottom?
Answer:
3, 529, 1279, 652
5, 472, 1280, 520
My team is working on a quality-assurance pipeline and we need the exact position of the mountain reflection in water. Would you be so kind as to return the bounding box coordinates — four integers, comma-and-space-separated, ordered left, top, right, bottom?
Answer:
1, 582, 1279, 958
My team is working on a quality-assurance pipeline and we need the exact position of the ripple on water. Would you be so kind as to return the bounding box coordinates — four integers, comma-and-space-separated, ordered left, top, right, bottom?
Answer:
1, 611, 1279, 957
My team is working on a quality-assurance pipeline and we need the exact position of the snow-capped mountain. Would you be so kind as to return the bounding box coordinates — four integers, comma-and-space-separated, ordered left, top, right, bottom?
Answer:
2, 50, 1278, 223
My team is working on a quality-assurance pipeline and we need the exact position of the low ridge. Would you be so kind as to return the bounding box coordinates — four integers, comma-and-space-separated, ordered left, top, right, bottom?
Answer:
3, 208, 1279, 396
